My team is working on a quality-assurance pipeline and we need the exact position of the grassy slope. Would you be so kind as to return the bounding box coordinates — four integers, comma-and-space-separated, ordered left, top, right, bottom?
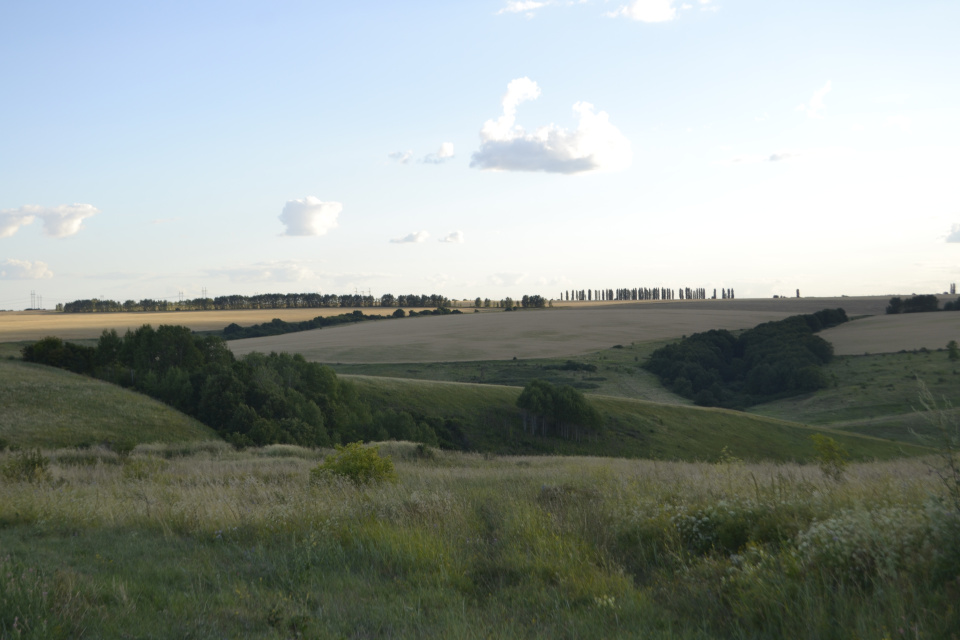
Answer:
749, 349, 960, 442
0, 359, 217, 448
346, 375, 927, 462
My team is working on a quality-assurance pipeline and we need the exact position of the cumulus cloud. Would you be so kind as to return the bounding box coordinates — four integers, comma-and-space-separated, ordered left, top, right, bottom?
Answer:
422, 142, 455, 164
797, 81, 832, 119
278, 196, 341, 236
390, 231, 430, 244
440, 230, 464, 243
947, 224, 960, 243
207, 261, 316, 283
0, 259, 53, 280
0, 203, 99, 238
471, 78, 631, 174
388, 150, 413, 164
0, 210, 36, 238
608, 0, 679, 22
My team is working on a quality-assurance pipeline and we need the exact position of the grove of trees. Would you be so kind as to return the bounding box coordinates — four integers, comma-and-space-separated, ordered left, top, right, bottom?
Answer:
644, 309, 848, 408
60, 292, 452, 313
516, 380, 603, 442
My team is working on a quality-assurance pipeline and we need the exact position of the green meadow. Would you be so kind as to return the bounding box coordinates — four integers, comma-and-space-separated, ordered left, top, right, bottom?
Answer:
2, 306, 959, 637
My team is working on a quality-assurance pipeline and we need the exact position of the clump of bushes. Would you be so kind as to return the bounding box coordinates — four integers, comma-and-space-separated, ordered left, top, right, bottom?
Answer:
310, 442, 397, 486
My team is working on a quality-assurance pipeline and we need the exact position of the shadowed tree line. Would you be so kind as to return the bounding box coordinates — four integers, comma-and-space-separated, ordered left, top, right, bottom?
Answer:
221, 307, 461, 341
59, 292, 452, 313
887, 295, 960, 314
644, 309, 849, 409
561, 287, 735, 302
20, 326, 468, 449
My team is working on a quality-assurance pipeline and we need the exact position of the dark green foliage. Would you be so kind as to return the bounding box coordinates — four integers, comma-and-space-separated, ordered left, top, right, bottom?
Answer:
886, 294, 940, 314
62, 291, 451, 312
942, 297, 960, 311
516, 380, 603, 441
644, 309, 848, 408
21, 325, 380, 448
222, 310, 384, 340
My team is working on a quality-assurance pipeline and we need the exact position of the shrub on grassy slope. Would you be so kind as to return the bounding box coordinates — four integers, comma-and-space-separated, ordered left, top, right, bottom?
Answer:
310, 442, 397, 485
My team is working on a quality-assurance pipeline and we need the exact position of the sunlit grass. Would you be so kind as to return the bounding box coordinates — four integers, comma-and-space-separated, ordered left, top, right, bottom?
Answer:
1, 442, 956, 638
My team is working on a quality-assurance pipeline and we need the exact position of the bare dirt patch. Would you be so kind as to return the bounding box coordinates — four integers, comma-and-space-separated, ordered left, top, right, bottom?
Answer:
228, 306, 799, 363
821, 313, 960, 355
0, 308, 418, 342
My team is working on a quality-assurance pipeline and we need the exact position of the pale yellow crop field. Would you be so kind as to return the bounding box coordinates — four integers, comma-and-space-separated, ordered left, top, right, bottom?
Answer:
820, 312, 960, 355
227, 306, 798, 363
0, 308, 424, 342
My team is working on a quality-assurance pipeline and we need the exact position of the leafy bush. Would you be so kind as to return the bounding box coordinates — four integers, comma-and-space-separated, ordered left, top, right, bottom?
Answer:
810, 434, 850, 482
0, 449, 49, 482
310, 442, 397, 486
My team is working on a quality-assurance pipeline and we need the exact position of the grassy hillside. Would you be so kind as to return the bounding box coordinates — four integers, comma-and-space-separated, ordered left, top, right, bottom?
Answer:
749, 349, 960, 442
1, 444, 955, 638
346, 375, 928, 462
0, 359, 218, 449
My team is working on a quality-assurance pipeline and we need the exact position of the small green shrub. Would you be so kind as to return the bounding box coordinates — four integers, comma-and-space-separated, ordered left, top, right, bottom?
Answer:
810, 434, 849, 482
0, 449, 50, 482
310, 442, 397, 486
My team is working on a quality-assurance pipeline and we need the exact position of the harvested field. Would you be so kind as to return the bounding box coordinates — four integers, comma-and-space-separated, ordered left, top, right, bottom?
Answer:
821, 312, 960, 355
228, 306, 799, 363
0, 307, 433, 341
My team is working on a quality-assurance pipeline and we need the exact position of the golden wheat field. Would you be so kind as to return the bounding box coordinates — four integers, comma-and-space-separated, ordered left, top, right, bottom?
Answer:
225, 305, 800, 363
0, 307, 431, 341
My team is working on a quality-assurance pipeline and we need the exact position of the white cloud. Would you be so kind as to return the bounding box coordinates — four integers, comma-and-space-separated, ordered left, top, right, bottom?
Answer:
497, 1, 551, 16
388, 150, 413, 164
947, 224, 960, 243
0, 259, 53, 280
608, 0, 678, 22
440, 230, 464, 243
390, 231, 430, 244
471, 78, 632, 174
278, 196, 341, 236
0, 209, 36, 238
797, 81, 832, 119
422, 142, 455, 164
0, 203, 99, 238
207, 261, 316, 283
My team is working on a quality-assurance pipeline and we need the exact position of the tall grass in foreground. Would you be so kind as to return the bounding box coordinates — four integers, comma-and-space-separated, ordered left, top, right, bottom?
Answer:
1, 442, 958, 638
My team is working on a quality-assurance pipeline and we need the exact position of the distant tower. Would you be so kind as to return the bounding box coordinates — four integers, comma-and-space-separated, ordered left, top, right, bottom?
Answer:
952, 283, 957, 295
796, 289, 800, 298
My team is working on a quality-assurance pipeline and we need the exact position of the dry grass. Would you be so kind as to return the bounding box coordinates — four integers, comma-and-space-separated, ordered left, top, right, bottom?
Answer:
0, 308, 434, 341
228, 307, 798, 363
822, 313, 960, 355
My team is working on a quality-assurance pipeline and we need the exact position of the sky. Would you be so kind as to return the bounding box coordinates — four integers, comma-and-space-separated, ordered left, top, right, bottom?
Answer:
2, 0, 959, 310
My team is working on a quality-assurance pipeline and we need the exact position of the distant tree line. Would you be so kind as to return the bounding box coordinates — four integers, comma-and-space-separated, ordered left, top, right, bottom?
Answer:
561, 287, 734, 302
644, 308, 848, 409
20, 326, 464, 449
886, 295, 960, 314
516, 380, 604, 442
60, 292, 452, 313
221, 308, 461, 341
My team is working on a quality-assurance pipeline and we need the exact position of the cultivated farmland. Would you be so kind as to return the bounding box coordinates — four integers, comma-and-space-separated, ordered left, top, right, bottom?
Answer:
224, 296, 893, 364
820, 312, 960, 355
0, 307, 432, 342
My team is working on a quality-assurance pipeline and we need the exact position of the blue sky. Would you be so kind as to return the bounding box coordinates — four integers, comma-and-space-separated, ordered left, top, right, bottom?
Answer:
2, 0, 959, 309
